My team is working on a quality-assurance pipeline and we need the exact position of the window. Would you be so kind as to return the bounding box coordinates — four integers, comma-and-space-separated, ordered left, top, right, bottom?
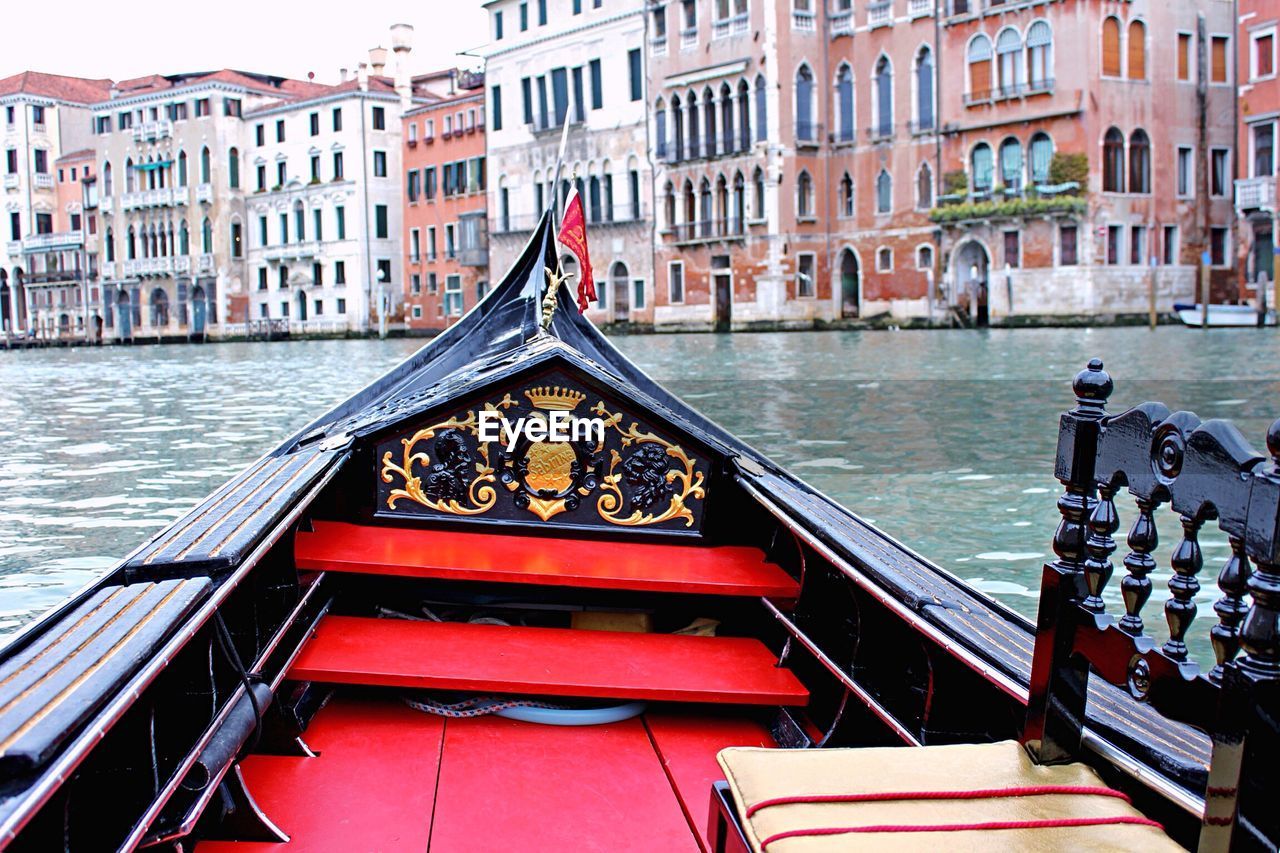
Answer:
590, 59, 603, 110
8, 212, 18, 241
915, 48, 934, 131
201, 217, 213, 254
314, 208, 323, 241
118, 111, 132, 130
875, 247, 892, 273
424, 166, 437, 201
1211, 148, 1229, 196
4, 149, 14, 174
1177, 33, 1192, 81
332, 107, 343, 132
1176, 146, 1194, 196
1102, 128, 1125, 192
834, 65, 854, 143
372, 106, 386, 130
335, 261, 346, 284
669, 261, 684, 302
1106, 225, 1122, 265
408, 169, 420, 202
629, 50, 642, 101
538, 0, 547, 25
968, 35, 993, 97
574, 0, 582, 13
279, 213, 289, 244
231, 221, 243, 258
630, 168, 641, 220
33, 149, 47, 174
428, 226, 437, 260
277, 161, 287, 187
1254, 123, 1275, 177
1027, 21, 1053, 88
1253, 30, 1276, 80
1102, 17, 1121, 77
797, 253, 816, 297
427, 272, 437, 293
373, 150, 387, 177
633, 279, 646, 310
495, 9, 504, 39
797, 170, 813, 218
258, 268, 268, 290
916, 245, 934, 270
1128, 129, 1150, 194
874, 56, 893, 136
200, 146, 212, 184
445, 275, 463, 316
195, 98, 210, 117
996, 28, 1022, 95
1210, 226, 1228, 266
1162, 225, 1178, 265
520, 1, 529, 31
311, 155, 320, 181
755, 75, 767, 142
224, 98, 242, 117
916, 163, 932, 209
795, 65, 815, 140
1128, 20, 1146, 80
335, 206, 346, 239
753, 167, 765, 219
839, 172, 854, 217
312, 262, 323, 287
491, 86, 503, 130
1211, 36, 1229, 83
256, 164, 266, 191
228, 148, 240, 188
375, 205, 388, 239
971, 142, 993, 193
255, 124, 265, 146
276, 119, 285, 142
999, 138, 1023, 191
330, 151, 343, 181
1129, 225, 1146, 265
876, 170, 892, 213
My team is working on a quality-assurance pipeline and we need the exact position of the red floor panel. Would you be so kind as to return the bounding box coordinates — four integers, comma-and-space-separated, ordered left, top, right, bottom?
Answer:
296, 521, 799, 598
292, 615, 809, 706
196, 698, 444, 853
428, 714, 699, 852
644, 709, 777, 852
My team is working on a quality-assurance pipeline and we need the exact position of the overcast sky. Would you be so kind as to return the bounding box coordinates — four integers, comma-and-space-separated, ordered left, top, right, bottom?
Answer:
3, 0, 489, 86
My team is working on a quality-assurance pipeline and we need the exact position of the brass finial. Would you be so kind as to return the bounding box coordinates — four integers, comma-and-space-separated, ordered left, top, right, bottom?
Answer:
541, 264, 575, 330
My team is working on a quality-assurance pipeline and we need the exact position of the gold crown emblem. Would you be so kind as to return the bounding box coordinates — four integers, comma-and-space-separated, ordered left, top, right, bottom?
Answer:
524, 385, 586, 411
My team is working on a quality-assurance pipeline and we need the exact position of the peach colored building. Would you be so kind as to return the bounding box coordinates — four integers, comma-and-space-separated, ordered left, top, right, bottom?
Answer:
1237, 0, 1278, 299
402, 82, 489, 332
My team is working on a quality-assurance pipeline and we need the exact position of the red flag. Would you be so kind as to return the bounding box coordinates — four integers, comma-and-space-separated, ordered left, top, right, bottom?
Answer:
556, 188, 595, 312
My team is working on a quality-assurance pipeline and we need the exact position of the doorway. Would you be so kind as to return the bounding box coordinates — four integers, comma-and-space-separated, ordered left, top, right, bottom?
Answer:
296, 289, 308, 322
610, 262, 630, 323
712, 255, 732, 333
191, 284, 207, 336
1255, 224, 1275, 285
117, 289, 132, 340
839, 249, 860, 318
952, 240, 990, 327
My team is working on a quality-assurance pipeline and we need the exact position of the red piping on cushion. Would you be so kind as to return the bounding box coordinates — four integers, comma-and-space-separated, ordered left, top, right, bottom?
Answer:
760, 815, 1165, 848
745, 785, 1132, 818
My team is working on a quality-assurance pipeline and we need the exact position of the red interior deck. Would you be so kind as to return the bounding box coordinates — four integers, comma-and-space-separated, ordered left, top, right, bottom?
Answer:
295, 521, 799, 598
195, 696, 775, 852
291, 615, 808, 705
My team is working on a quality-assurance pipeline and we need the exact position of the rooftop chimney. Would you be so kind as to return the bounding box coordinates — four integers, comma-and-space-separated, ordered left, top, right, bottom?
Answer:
356, 62, 369, 92
339, 67, 349, 83
390, 23, 415, 113
369, 46, 388, 78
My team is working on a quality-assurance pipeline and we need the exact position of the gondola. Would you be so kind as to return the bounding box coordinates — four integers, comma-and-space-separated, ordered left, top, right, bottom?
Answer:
0, 212, 1277, 852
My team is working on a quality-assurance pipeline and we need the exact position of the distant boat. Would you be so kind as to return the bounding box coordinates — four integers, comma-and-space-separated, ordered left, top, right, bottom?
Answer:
1173, 302, 1277, 327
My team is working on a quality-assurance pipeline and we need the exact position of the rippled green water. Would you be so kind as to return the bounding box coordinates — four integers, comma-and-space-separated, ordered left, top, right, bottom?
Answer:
3, 327, 1278, 665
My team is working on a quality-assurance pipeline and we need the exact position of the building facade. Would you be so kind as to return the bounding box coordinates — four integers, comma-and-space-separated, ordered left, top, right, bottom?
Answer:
402, 84, 490, 332
1, 72, 110, 339
1237, 0, 1277, 300
481, 0, 654, 327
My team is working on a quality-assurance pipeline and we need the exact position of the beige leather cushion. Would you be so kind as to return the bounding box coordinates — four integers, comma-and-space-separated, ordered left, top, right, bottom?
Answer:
718, 740, 1184, 853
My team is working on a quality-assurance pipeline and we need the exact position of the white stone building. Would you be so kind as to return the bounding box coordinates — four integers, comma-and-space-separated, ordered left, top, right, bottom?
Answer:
479, 0, 654, 326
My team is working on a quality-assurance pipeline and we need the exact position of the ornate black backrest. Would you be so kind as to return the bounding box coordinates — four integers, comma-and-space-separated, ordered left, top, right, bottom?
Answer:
1024, 359, 1280, 851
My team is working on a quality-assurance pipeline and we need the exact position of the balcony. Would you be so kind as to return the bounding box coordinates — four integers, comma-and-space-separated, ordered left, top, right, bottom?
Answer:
680, 27, 698, 50
196, 183, 212, 204
712, 13, 748, 38
22, 230, 84, 253
25, 268, 82, 285
264, 241, 320, 261
1236, 176, 1277, 211
795, 121, 824, 147
33, 173, 54, 190
829, 10, 853, 36
792, 10, 815, 30
671, 219, 746, 245
122, 257, 176, 277
100, 196, 114, 214
31, 123, 46, 136
3, 174, 17, 190
172, 187, 189, 206
457, 247, 488, 267
5, 241, 21, 256
100, 261, 115, 279
650, 34, 667, 55
122, 188, 176, 210
197, 254, 215, 275
866, 123, 895, 142
868, 1, 893, 27
131, 120, 174, 142
908, 0, 932, 16
173, 256, 192, 274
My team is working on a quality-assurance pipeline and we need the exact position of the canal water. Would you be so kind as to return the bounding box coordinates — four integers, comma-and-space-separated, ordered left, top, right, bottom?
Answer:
3, 326, 1278, 666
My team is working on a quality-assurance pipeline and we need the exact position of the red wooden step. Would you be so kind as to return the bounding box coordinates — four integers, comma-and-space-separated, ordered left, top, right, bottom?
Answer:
291, 615, 809, 706
295, 521, 798, 598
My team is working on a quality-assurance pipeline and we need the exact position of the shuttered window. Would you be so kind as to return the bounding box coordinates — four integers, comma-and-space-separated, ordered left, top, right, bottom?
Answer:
1177, 33, 1191, 80
1102, 17, 1122, 77
968, 35, 993, 97
1211, 36, 1229, 82
1127, 21, 1146, 80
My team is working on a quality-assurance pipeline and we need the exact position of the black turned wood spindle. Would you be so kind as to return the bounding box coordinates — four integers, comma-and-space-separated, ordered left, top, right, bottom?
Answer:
1082, 482, 1119, 614
1052, 359, 1112, 575
1119, 497, 1159, 635
1238, 420, 1280, 680
1163, 513, 1205, 661
1209, 536, 1252, 683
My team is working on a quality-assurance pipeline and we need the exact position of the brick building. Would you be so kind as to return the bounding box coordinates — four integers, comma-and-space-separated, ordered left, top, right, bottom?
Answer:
402, 80, 490, 332
1237, 0, 1277, 300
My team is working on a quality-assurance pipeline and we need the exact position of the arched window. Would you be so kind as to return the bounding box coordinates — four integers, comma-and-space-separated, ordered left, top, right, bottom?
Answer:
915, 47, 934, 131
839, 172, 854, 217
682, 179, 696, 234
916, 162, 933, 209
753, 166, 765, 219
874, 56, 892, 137
698, 178, 712, 236
201, 217, 213, 254
997, 28, 1022, 94
1030, 132, 1053, 185
589, 175, 602, 222
797, 170, 813, 217
671, 95, 684, 163
916, 244, 934, 270
703, 86, 717, 157
999, 138, 1023, 191
971, 142, 994, 193
738, 80, 751, 148
179, 221, 190, 255
968, 35, 993, 98
126, 225, 137, 259
105, 227, 114, 262
655, 98, 668, 159
795, 65, 815, 141
877, 247, 893, 272
732, 171, 745, 234
687, 91, 700, 158
200, 147, 211, 184
1129, 128, 1150, 193
228, 148, 239, 188
715, 174, 728, 234
294, 201, 306, 240
664, 181, 676, 228
835, 64, 854, 142
1027, 21, 1053, 89
125, 157, 135, 192
146, 156, 157, 190
720, 83, 734, 155
103, 161, 113, 195
754, 74, 768, 143
1103, 127, 1125, 191
1127, 20, 1146, 80
876, 169, 892, 213
609, 262, 628, 309
177, 150, 188, 187
1102, 17, 1122, 77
